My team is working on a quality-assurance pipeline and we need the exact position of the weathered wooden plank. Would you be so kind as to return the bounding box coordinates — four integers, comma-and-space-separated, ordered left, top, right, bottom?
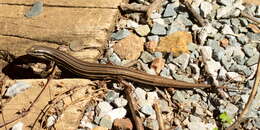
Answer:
0, 4, 118, 47
0, 0, 124, 8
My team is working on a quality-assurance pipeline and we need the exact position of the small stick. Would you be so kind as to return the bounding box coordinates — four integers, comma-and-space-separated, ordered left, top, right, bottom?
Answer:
120, 3, 148, 12
0, 76, 7, 130
153, 101, 165, 130
121, 80, 144, 130
240, 11, 260, 25
180, 0, 206, 26
226, 56, 260, 130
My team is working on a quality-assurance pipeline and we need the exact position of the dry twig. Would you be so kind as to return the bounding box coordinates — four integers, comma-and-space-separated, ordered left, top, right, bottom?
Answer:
120, 3, 148, 12
226, 56, 260, 130
153, 101, 165, 130
121, 80, 144, 130
180, 0, 206, 26
240, 11, 260, 25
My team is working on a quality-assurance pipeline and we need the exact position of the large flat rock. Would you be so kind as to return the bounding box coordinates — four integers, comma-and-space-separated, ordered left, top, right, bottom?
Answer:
0, 0, 123, 58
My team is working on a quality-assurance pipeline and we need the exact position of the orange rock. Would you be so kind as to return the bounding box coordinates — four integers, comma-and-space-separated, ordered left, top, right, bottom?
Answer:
93, 126, 108, 130
113, 34, 144, 60
113, 118, 133, 130
151, 57, 165, 74
156, 31, 192, 57
247, 24, 260, 33
220, 38, 229, 48
145, 40, 158, 52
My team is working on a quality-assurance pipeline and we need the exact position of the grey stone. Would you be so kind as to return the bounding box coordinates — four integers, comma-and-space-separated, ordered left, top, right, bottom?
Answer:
146, 91, 159, 105
150, 12, 161, 19
239, 18, 248, 26
96, 101, 113, 116
172, 91, 187, 103
225, 102, 239, 117
134, 87, 146, 100
187, 121, 207, 130
214, 33, 225, 40
153, 52, 163, 58
205, 60, 222, 78
206, 39, 220, 50
237, 34, 249, 45
246, 80, 254, 88
163, 3, 177, 17
159, 100, 171, 113
213, 47, 225, 61
151, 23, 167, 35
111, 29, 130, 40
238, 26, 248, 33
172, 73, 195, 83
193, 105, 205, 116
243, 44, 258, 57
105, 90, 119, 103
168, 63, 177, 73
99, 115, 113, 129
232, 47, 245, 63
113, 97, 128, 107
246, 53, 260, 66
140, 51, 155, 63
147, 35, 159, 42
135, 25, 150, 36
216, 6, 233, 19
246, 32, 260, 41
144, 118, 159, 130
141, 105, 155, 116
160, 67, 171, 78
187, 42, 198, 52
163, 17, 174, 25
218, 67, 227, 80
200, 46, 212, 62
172, 53, 190, 70
175, 14, 193, 26
25, 1, 43, 18
231, 18, 241, 27
107, 108, 127, 121
190, 50, 200, 60
255, 118, 260, 128
126, 20, 139, 29
212, 21, 223, 29
230, 64, 252, 77
200, 1, 212, 18
224, 46, 234, 57
241, 94, 249, 103
5, 82, 32, 97
189, 115, 202, 122
221, 24, 234, 35
167, 22, 186, 35
108, 53, 122, 65
12, 122, 24, 130
226, 72, 244, 82
226, 36, 240, 47
221, 55, 235, 70
46, 115, 58, 128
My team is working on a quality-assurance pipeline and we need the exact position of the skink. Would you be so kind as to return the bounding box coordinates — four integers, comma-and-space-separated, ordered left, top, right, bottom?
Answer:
27, 45, 212, 89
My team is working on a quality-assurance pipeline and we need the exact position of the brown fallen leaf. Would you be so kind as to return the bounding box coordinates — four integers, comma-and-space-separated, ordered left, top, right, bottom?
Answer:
156, 31, 192, 57
247, 24, 260, 33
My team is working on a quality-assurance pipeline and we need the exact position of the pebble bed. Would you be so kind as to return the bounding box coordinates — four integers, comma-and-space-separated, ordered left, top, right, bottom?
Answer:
78, 0, 260, 129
